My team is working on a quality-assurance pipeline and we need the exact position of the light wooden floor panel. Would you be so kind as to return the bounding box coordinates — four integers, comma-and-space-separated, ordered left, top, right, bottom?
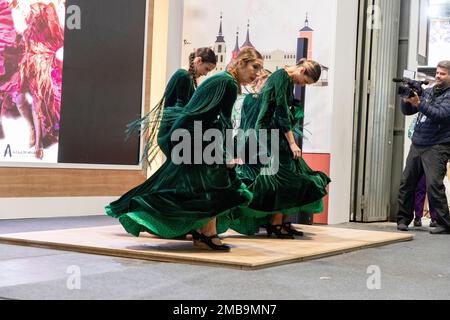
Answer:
0, 225, 413, 270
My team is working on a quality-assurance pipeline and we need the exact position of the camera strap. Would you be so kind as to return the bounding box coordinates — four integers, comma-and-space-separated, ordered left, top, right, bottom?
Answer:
417, 91, 432, 124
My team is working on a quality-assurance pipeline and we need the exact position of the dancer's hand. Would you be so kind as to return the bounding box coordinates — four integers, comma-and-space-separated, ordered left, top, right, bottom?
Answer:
226, 158, 244, 169
289, 143, 302, 160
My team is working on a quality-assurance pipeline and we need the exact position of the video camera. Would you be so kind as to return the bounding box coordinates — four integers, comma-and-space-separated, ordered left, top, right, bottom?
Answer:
392, 77, 429, 98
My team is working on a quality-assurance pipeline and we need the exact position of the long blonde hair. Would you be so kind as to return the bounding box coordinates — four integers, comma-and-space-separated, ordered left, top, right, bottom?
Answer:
227, 47, 263, 91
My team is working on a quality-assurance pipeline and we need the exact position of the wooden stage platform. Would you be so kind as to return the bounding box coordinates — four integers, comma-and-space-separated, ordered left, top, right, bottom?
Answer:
0, 224, 413, 270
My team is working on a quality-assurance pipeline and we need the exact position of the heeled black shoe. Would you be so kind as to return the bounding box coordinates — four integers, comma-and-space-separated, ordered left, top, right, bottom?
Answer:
265, 224, 295, 239
191, 231, 231, 251
282, 222, 304, 237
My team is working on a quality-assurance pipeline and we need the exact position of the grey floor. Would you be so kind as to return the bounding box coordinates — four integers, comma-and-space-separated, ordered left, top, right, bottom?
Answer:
0, 216, 448, 300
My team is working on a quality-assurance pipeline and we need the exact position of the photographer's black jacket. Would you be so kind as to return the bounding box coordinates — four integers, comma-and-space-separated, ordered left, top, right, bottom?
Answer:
401, 85, 450, 146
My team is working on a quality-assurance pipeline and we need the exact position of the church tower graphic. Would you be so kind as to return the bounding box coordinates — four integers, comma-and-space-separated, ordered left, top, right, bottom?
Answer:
299, 13, 313, 59
213, 13, 227, 72
241, 20, 254, 48
298, 13, 328, 86
231, 28, 240, 61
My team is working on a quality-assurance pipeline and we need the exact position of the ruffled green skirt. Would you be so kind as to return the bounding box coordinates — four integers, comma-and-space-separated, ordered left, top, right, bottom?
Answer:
230, 141, 331, 235
236, 163, 263, 187
106, 159, 252, 238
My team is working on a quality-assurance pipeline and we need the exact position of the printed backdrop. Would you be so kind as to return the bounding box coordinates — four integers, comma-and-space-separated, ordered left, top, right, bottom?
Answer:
182, 0, 334, 153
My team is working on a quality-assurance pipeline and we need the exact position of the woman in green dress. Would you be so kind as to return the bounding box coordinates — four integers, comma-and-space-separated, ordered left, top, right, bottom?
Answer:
128, 47, 217, 162
106, 48, 216, 233
106, 47, 264, 251
235, 69, 272, 186
232, 59, 331, 239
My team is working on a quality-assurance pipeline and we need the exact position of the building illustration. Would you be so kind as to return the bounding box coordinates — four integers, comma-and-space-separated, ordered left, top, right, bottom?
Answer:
205, 13, 328, 86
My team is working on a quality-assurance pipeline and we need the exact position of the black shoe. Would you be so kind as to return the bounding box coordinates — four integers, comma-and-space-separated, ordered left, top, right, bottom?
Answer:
413, 219, 422, 227
191, 231, 231, 251
397, 223, 409, 231
282, 222, 304, 237
429, 220, 437, 228
265, 224, 295, 239
429, 225, 450, 235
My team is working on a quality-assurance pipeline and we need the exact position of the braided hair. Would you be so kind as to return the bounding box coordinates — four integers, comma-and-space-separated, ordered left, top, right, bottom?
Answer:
188, 47, 217, 88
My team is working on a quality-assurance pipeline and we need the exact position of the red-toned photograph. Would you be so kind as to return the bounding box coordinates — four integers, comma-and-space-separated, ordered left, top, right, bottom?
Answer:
0, 0, 65, 162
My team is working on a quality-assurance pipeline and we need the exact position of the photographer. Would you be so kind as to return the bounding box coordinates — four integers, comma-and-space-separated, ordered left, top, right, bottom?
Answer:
397, 60, 450, 234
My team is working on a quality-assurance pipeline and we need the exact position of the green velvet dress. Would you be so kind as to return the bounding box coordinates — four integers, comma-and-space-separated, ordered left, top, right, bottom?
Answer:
155, 68, 195, 109
156, 69, 195, 157
235, 93, 265, 186
106, 71, 252, 238
230, 68, 331, 235
126, 68, 195, 161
